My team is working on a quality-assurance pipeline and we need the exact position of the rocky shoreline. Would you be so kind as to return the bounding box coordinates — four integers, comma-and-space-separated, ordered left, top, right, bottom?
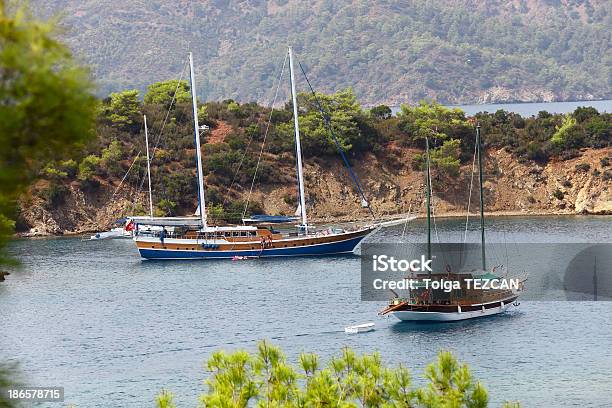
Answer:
16, 147, 611, 237
16, 210, 611, 239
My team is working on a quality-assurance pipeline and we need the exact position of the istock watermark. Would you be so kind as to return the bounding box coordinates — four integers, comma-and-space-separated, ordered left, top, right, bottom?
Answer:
372, 277, 521, 292
360, 243, 612, 301
372, 254, 432, 273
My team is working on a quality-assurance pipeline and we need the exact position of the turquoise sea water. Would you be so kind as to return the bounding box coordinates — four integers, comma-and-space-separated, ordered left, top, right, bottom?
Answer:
1, 216, 611, 407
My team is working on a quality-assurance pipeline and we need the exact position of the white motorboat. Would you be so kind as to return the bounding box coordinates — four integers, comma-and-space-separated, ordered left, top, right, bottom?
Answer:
344, 322, 375, 334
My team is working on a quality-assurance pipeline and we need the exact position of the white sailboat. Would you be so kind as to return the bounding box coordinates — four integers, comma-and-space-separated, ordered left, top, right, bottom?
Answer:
131, 49, 412, 260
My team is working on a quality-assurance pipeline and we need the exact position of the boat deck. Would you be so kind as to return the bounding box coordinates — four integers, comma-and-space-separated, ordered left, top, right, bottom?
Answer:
380, 292, 518, 315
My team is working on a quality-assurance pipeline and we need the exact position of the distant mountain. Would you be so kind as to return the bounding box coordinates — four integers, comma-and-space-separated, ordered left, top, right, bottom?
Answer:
33, 0, 611, 105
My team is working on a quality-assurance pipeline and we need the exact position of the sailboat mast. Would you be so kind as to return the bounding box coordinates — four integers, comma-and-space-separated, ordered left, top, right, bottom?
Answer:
188, 52, 207, 229
476, 124, 486, 271
288, 46, 307, 228
144, 114, 153, 218
425, 137, 432, 264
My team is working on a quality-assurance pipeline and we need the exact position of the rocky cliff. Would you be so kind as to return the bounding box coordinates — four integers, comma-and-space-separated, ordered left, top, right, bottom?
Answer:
17, 147, 611, 236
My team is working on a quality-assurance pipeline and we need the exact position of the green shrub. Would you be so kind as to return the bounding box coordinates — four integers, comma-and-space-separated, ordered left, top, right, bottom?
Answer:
412, 153, 425, 171
101, 141, 124, 178
131, 203, 148, 216
584, 116, 610, 147
59, 159, 78, 178
42, 164, 68, 180
101, 140, 123, 162
0, 362, 22, 408
78, 155, 101, 181
227, 101, 244, 118
226, 131, 247, 150
573, 106, 599, 123
270, 108, 292, 124
291, 88, 368, 156
144, 79, 190, 107
207, 204, 225, 222
153, 148, 171, 164
160, 169, 197, 210
553, 188, 564, 200
410, 140, 461, 176
79, 178, 100, 191
370, 104, 392, 120
252, 160, 278, 184
551, 115, 578, 146
155, 342, 513, 408
157, 199, 177, 216
526, 141, 550, 162
155, 389, 175, 408
244, 123, 261, 141
41, 184, 69, 210
575, 163, 591, 172
282, 192, 297, 206
398, 101, 470, 148
106, 89, 141, 130
600, 157, 610, 167
225, 200, 263, 223
430, 138, 461, 177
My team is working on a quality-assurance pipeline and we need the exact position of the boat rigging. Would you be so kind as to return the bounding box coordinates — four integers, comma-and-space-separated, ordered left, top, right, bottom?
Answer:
131, 48, 412, 260
379, 124, 525, 321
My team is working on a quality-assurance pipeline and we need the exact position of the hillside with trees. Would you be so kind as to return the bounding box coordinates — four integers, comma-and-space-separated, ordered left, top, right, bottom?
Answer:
17, 77, 611, 235
32, 0, 612, 105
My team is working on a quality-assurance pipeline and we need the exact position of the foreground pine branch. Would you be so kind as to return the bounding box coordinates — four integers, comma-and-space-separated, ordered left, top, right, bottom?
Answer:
156, 340, 520, 408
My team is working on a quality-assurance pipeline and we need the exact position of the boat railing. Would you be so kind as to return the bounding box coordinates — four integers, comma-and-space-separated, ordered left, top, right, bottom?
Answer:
397, 286, 515, 306
137, 230, 260, 241
136, 230, 195, 240
137, 226, 352, 241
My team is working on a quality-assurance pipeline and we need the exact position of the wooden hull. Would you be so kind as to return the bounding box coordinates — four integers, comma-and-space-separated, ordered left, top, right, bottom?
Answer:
388, 295, 519, 322
135, 227, 375, 260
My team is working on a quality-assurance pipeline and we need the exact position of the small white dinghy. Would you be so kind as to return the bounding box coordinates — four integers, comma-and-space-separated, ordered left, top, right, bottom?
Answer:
89, 228, 125, 240
344, 322, 375, 334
